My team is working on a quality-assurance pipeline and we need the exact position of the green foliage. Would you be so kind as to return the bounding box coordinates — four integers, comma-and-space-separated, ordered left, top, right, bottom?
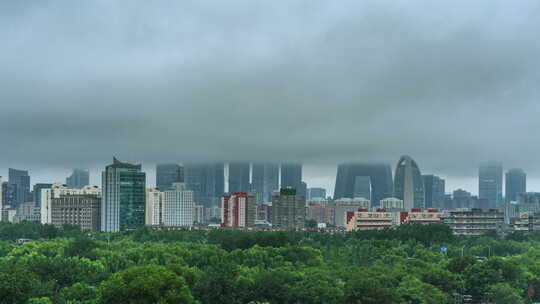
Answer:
0, 221, 537, 303
100, 264, 196, 304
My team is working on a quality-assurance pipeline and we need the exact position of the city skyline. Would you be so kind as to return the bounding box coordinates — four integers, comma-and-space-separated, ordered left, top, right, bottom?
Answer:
1, 158, 537, 199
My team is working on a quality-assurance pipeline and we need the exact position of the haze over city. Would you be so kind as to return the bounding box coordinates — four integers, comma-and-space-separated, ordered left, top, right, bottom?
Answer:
2, 1, 540, 195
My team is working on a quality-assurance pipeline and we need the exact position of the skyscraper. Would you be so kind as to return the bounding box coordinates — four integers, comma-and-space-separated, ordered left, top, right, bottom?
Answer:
353, 176, 372, 200
281, 163, 303, 196
394, 155, 425, 210
505, 168, 526, 203
101, 158, 146, 232
479, 161, 503, 208
334, 163, 393, 207
66, 168, 90, 189
228, 162, 250, 193
156, 163, 184, 191
252, 163, 279, 203
184, 163, 224, 207
8, 168, 31, 207
422, 175, 445, 208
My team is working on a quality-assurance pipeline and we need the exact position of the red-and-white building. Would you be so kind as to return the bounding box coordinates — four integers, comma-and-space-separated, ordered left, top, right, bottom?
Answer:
221, 192, 256, 228
400, 208, 442, 225
346, 208, 393, 231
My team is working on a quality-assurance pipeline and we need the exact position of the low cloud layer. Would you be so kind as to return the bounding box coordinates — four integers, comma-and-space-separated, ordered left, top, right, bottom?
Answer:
1, 1, 540, 188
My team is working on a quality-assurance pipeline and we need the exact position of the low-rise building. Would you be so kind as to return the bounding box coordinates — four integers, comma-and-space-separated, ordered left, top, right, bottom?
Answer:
379, 197, 404, 210
441, 208, 504, 235
333, 198, 370, 227
346, 208, 393, 231
401, 208, 442, 225
51, 194, 101, 231
13, 201, 41, 222
41, 184, 101, 224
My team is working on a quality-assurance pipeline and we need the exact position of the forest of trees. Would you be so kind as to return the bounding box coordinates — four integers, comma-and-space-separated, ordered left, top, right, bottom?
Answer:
0, 221, 539, 303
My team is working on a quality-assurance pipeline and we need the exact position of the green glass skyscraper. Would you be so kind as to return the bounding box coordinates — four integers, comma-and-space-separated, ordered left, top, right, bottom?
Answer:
101, 158, 146, 232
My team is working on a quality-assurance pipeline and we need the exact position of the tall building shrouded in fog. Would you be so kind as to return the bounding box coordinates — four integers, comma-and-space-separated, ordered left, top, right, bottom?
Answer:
394, 156, 425, 210
422, 175, 445, 208
8, 168, 31, 207
307, 187, 326, 200
228, 162, 250, 193
101, 158, 146, 232
184, 163, 224, 207
334, 163, 393, 207
281, 163, 304, 197
156, 163, 184, 191
505, 168, 526, 203
66, 168, 90, 189
252, 163, 279, 203
479, 162, 503, 208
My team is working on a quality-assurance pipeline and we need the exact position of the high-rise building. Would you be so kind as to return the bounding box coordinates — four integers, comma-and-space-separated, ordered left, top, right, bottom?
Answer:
479, 162, 503, 208
101, 158, 146, 232
156, 163, 184, 191
163, 183, 194, 227
280, 163, 304, 197
353, 176, 372, 201
51, 194, 101, 231
221, 192, 256, 227
184, 163, 224, 207
505, 168, 526, 203
307, 187, 326, 200
271, 188, 306, 229
0, 176, 4, 212
422, 175, 445, 208
33, 183, 52, 207
41, 184, 101, 224
334, 163, 393, 207
66, 169, 90, 189
252, 163, 279, 203
228, 162, 250, 193
8, 168, 31, 207
394, 155, 425, 210
145, 188, 163, 226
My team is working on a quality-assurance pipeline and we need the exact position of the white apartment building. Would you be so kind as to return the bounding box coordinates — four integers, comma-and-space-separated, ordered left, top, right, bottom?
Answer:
163, 183, 194, 227
145, 188, 164, 225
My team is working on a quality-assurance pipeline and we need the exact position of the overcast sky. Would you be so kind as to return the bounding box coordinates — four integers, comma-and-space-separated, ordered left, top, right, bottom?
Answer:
1, 1, 540, 195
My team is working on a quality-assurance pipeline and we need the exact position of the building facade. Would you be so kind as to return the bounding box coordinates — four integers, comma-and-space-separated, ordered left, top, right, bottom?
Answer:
8, 168, 31, 207
307, 187, 326, 200
163, 183, 194, 227
280, 163, 304, 197
33, 183, 52, 208
228, 162, 251, 193
184, 163, 224, 208
479, 162, 503, 208
66, 168, 90, 189
221, 192, 256, 228
334, 163, 393, 207
394, 156, 425, 210
51, 194, 101, 231
271, 188, 306, 229
422, 175, 445, 209
101, 158, 146, 232
156, 163, 184, 191
252, 163, 279, 204
346, 209, 393, 231
145, 188, 163, 226
380, 197, 404, 210
505, 168, 526, 203
41, 184, 101, 224
442, 208, 504, 235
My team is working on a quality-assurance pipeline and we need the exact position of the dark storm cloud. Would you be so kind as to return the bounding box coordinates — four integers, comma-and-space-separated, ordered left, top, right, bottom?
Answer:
1, 0, 540, 179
